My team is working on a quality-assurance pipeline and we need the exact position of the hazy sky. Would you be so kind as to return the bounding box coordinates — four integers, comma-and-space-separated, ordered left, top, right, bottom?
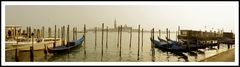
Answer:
4, 2, 238, 33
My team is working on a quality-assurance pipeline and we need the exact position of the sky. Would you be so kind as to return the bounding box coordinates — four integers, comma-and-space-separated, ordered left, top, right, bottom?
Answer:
2, 1, 239, 66
3, 1, 238, 33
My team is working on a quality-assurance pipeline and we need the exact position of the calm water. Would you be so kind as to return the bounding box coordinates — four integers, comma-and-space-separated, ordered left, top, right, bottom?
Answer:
5, 31, 235, 62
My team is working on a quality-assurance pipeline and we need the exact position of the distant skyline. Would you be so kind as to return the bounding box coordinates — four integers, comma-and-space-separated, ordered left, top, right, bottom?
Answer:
4, 2, 237, 33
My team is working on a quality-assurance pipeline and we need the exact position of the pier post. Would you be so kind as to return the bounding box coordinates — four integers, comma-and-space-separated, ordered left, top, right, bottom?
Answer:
95, 27, 97, 49
151, 29, 153, 58
228, 44, 230, 49
106, 26, 108, 49
152, 28, 155, 62
73, 27, 75, 40
67, 25, 70, 53
15, 48, 19, 62
15, 29, 19, 62
204, 30, 207, 49
169, 30, 170, 39
58, 28, 60, 38
54, 25, 56, 48
159, 29, 161, 38
13, 27, 16, 40
75, 27, 77, 40
120, 25, 122, 58
178, 26, 180, 45
44, 44, 47, 55
84, 24, 86, 56
31, 32, 34, 49
61, 26, 63, 45
63, 26, 65, 46
16, 28, 19, 47
48, 27, 51, 38
137, 25, 140, 60
5, 28, 7, 40
27, 27, 29, 39
117, 26, 119, 47
166, 28, 168, 51
33, 29, 36, 38
42, 26, 44, 39
142, 28, 143, 47
29, 27, 31, 38
129, 28, 132, 49
176, 31, 177, 41
217, 40, 220, 49
210, 30, 213, 48
37, 29, 40, 38
30, 46, 34, 62
101, 23, 104, 61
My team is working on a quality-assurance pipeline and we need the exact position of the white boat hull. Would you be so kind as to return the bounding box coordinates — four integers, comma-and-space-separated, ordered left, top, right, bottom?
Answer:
5, 39, 66, 51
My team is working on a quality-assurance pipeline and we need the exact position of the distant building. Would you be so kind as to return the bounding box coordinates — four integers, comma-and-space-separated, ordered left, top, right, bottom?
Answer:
223, 32, 234, 39
113, 19, 132, 32
87, 18, 134, 32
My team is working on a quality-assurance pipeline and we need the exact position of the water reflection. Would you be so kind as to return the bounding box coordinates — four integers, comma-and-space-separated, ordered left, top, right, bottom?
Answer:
156, 48, 189, 62
47, 45, 82, 62
5, 32, 234, 62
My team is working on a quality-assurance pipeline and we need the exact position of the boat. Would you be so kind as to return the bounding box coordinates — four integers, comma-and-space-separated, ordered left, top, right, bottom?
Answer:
5, 37, 65, 51
164, 37, 206, 49
217, 37, 235, 44
47, 35, 85, 53
150, 37, 188, 52
5, 35, 64, 51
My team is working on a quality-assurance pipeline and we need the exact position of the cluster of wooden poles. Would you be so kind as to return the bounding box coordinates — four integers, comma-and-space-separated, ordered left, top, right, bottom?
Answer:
10, 23, 233, 62
12, 25, 79, 62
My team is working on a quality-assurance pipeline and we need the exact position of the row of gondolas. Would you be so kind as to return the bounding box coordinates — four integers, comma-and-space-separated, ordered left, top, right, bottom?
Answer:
150, 37, 219, 52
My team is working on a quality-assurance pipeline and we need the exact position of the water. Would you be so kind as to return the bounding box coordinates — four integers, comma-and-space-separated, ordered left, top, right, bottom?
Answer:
5, 31, 235, 62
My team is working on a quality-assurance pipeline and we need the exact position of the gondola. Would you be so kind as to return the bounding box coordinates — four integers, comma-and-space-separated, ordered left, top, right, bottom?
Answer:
47, 35, 85, 53
150, 37, 188, 52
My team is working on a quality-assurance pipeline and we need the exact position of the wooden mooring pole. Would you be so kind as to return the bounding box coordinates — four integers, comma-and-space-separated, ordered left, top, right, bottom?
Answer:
95, 27, 97, 49
228, 44, 230, 49
137, 25, 140, 60
84, 24, 86, 56
54, 25, 56, 48
15, 28, 19, 62
166, 28, 168, 51
141, 28, 143, 47
159, 29, 161, 38
15, 48, 19, 62
101, 23, 104, 60
48, 27, 51, 38
117, 26, 119, 47
120, 25, 122, 58
30, 32, 34, 62
63, 26, 66, 46
178, 26, 180, 45
129, 28, 132, 49
75, 27, 77, 40
42, 26, 44, 39
152, 28, 155, 62
67, 25, 70, 53
106, 26, 108, 49
30, 46, 34, 62
73, 27, 75, 40
58, 28, 60, 38
169, 30, 170, 39
44, 44, 47, 55
217, 40, 220, 49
